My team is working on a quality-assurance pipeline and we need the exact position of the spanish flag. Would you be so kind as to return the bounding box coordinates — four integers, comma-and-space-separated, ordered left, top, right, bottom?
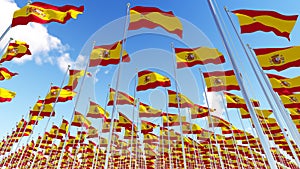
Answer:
232, 9, 298, 40
44, 86, 76, 104
182, 122, 202, 134
129, 6, 183, 38
107, 88, 135, 106
162, 113, 186, 126
118, 112, 134, 130
59, 119, 69, 134
89, 41, 130, 67
207, 115, 231, 128
87, 126, 98, 139
141, 120, 157, 134
49, 125, 63, 139
29, 100, 55, 117
0, 40, 31, 63
288, 108, 300, 120
0, 88, 16, 102
0, 67, 18, 81
102, 119, 121, 133
11, 2, 84, 27
143, 133, 159, 143
225, 92, 260, 109
139, 102, 162, 117
86, 101, 109, 121
71, 111, 91, 129
239, 108, 272, 119
124, 129, 138, 139
137, 70, 170, 91
279, 94, 300, 108
175, 46, 225, 68
191, 104, 215, 119
203, 70, 240, 92
168, 89, 193, 108
63, 69, 84, 91
254, 46, 300, 72
267, 73, 300, 94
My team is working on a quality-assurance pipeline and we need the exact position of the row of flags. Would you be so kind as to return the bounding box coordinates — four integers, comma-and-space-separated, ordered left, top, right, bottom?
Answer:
0, 0, 300, 168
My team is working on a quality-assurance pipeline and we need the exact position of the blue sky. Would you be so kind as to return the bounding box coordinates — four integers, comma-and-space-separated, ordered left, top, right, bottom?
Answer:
0, 0, 300, 156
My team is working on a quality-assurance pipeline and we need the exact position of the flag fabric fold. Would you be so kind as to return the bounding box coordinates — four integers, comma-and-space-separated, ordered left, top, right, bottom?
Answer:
129, 6, 183, 38
232, 9, 298, 40
12, 2, 84, 27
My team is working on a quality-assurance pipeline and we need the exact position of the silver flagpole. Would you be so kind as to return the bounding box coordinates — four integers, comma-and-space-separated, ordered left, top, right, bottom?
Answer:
164, 88, 173, 169
170, 42, 187, 169
206, 0, 278, 168
0, 25, 11, 42
0, 37, 13, 55
104, 3, 131, 169
224, 8, 300, 165
198, 68, 225, 169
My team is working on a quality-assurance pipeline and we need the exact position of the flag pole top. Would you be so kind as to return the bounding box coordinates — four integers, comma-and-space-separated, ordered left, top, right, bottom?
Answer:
224, 6, 229, 12
27, 0, 31, 5
9, 37, 13, 40
127, 3, 130, 8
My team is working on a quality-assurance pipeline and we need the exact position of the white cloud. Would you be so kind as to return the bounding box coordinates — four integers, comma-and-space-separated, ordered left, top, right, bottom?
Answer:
56, 54, 86, 72
0, 0, 69, 66
202, 91, 224, 117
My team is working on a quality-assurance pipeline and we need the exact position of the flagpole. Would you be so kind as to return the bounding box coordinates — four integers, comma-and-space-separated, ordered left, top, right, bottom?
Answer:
164, 87, 173, 169
224, 8, 300, 165
198, 68, 225, 169
206, 0, 278, 168
186, 109, 199, 168
129, 70, 138, 168
0, 25, 11, 43
0, 37, 13, 56
57, 41, 95, 168
170, 42, 188, 169
104, 3, 130, 169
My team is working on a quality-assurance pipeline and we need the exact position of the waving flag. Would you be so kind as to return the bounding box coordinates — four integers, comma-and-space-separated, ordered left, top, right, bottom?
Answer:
182, 122, 202, 134
191, 104, 214, 119
87, 126, 98, 138
107, 88, 135, 106
59, 119, 69, 134
11, 2, 84, 27
207, 115, 231, 128
63, 70, 84, 91
162, 113, 186, 126
44, 86, 76, 104
89, 41, 130, 67
254, 46, 300, 71
279, 94, 300, 108
0, 88, 16, 102
118, 112, 134, 130
137, 70, 170, 91
29, 100, 55, 117
139, 102, 162, 117
225, 92, 260, 109
175, 47, 225, 68
71, 111, 91, 129
232, 9, 298, 40
267, 73, 300, 95
141, 120, 157, 134
0, 67, 18, 81
239, 108, 272, 119
129, 6, 183, 38
86, 101, 109, 121
102, 119, 121, 133
0, 40, 31, 63
203, 70, 240, 92
168, 89, 193, 108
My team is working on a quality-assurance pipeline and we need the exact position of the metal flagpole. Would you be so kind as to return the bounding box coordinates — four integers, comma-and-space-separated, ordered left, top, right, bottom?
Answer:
186, 109, 199, 168
247, 43, 300, 148
57, 43, 95, 168
104, 3, 131, 169
0, 25, 11, 43
0, 37, 13, 55
129, 71, 138, 168
170, 42, 188, 169
198, 68, 225, 169
164, 88, 173, 169
224, 8, 300, 165
29, 66, 70, 169
206, 0, 278, 168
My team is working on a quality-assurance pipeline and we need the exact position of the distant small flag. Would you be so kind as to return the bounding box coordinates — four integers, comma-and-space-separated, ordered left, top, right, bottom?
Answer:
11, 2, 84, 27
0, 88, 16, 102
